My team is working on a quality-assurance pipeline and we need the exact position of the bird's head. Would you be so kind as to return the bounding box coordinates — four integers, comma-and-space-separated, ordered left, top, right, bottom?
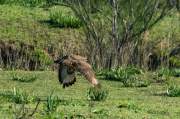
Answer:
54, 55, 68, 64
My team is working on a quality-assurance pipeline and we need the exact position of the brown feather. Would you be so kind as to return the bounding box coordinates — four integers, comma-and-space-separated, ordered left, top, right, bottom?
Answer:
72, 60, 98, 86
55, 54, 99, 88
69, 55, 87, 61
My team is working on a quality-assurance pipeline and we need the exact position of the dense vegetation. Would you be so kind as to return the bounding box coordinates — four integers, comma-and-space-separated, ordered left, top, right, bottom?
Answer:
0, 0, 179, 71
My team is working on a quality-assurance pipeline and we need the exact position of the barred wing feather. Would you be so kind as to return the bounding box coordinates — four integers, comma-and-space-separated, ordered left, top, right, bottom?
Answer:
70, 55, 87, 61
72, 60, 99, 86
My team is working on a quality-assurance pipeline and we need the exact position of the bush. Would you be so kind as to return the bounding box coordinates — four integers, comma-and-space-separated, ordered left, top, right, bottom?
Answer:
122, 76, 151, 87
63, 98, 88, 106
105, 65, 144, 81
8, 87, 35, 104
171, 68, 180, 77
118, 100, 139, 110
166, 80, 180, 97
0, 0, 53, 7
156, 67, 172, 77
50, 11, 84, 28
11, 74, 37, 82
28, 49, 51, 71
44, 92, 59, 114
92, 65, 105, 76
87, 87, 108, 101
169, 56, 180, 68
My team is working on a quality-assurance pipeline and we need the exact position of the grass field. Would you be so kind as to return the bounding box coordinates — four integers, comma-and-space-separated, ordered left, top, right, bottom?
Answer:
0, 71, 180, 118
0, 2, 180, 119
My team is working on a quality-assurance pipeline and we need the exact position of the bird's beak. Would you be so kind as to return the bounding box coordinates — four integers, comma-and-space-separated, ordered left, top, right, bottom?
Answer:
54, 58, 64, 64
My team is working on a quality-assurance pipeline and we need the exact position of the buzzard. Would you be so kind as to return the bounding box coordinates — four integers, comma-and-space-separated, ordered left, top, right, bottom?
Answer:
54, 54, 100, 88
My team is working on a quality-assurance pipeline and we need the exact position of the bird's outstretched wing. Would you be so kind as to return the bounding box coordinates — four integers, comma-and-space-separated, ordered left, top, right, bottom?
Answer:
69, 55, 87, 61
58, 64, 76, 88
72, 60, 99, 86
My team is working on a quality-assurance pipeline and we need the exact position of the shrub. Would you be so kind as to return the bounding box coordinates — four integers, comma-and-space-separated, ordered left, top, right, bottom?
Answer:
63, 98, 88, 106
11, 74, 37, 82
8, 87, 34, 104
166, 80, 180, 97
87, 87, 108, 101
105, 65, 144, 81
171, 68, 180, 77
157, 67, 172, 77
44, 92, 59, 114
122, 76, 151, 87
135, 80, 151, 87
0, 0, 53, 7
118, 100, 139, 110
105, 65, 150, 87
1, 66, 20, 71
92, 108, 109, 115
50, 11, 84, 28
169, 56, 180, 68
92, 65, 105, 76
28, 49, 51, 71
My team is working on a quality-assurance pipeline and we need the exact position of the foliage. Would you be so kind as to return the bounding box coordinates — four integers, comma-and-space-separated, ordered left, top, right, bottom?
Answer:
118, 100, 139, 110
0, 0, 53, 7
135, 80, 151, 87
44, 92, 59, 114
47, 0, 178, 70
92, 108, 109, 115
29, 49, 51, 71
156, 68, 180, 77
8, 87, 35, 104
122, 76, 151, 87
87, 87, 108, 101
92, 65, 105, 76
105, 65, 150, 87
171, 68, 180, 77
156, 67, 172, 77
11, 74, 37, 82
166, 79, 180, 97
63, 98, 88, 106
105, 65, 144, 81
40, 65, 49, 71
0, 66, 21, 71
50, 11, 84, 28
169, 56, 180, 68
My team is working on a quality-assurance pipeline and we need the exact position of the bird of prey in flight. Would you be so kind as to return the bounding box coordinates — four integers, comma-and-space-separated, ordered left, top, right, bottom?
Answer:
54, 54, 100, 88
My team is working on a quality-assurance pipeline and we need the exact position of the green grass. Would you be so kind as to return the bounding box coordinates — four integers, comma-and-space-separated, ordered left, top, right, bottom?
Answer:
50, 11, 84, 28
0, 4, 86, 70
0, 71, 180, 118
0, 4, 85, 48
11, 74, 37, 82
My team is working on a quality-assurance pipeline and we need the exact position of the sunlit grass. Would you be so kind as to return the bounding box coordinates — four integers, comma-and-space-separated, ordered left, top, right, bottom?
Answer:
0, 71, 180, 118
0, 4, 85, 44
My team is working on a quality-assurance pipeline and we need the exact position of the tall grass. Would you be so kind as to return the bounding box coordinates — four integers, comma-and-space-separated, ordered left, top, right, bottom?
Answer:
0, 0, 53, 7
105, 66, 151, 87
105, 65, 144, 81
11, 74, 37, 82
8, 87, 35, 104
50, 11, 84, 28
44, 92, 59, 114
166, 79, 180, 97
